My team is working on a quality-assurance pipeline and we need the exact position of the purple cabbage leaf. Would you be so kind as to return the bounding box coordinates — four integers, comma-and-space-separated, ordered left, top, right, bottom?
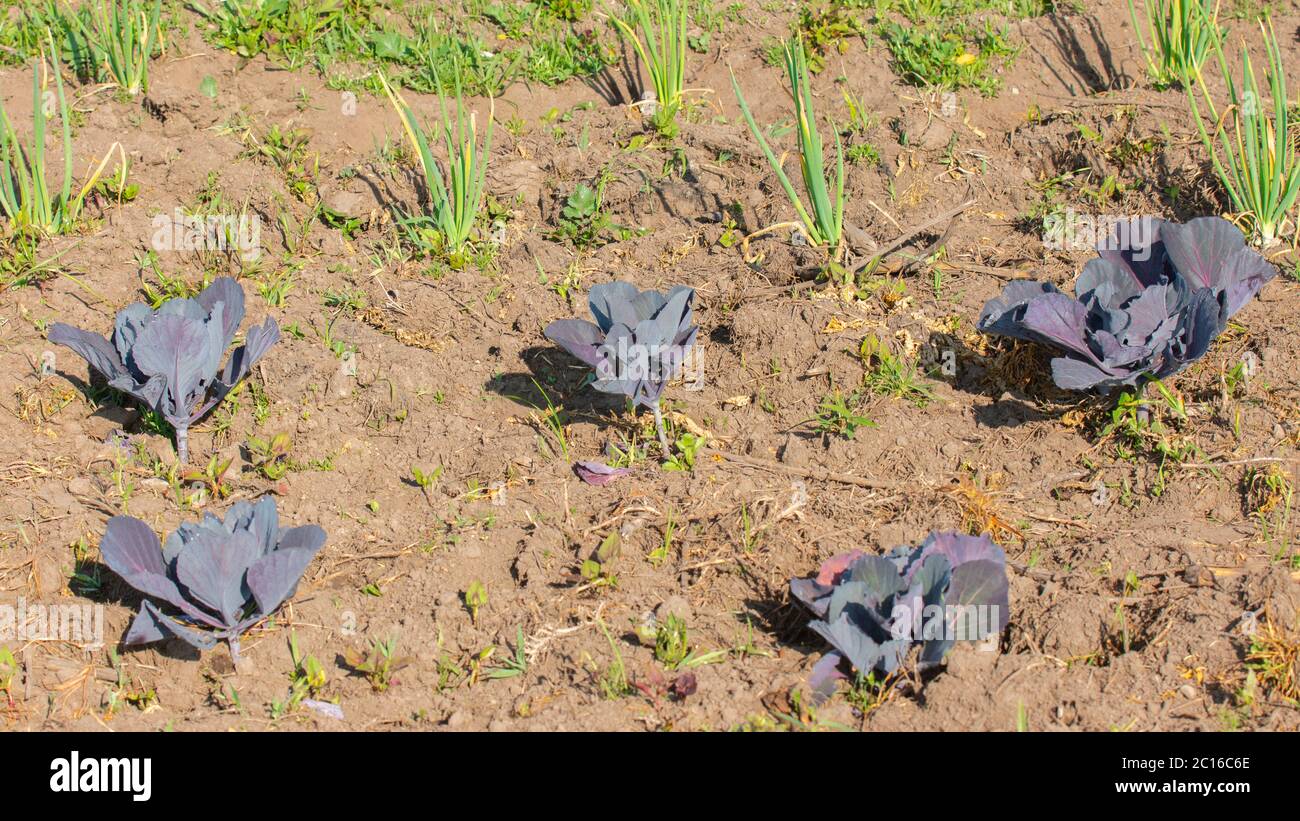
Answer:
791, 532, 1009, 703
98, 496, 325, 662
978, 217, 1274, 391
48, 277, 280, 463
544, 282, 697, 452
573, 460, 633, 485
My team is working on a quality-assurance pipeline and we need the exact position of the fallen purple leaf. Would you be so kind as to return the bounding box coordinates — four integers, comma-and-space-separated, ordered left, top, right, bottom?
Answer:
670, 671, 698, 699
303, 699, 344, 720
574, 461, 633, 486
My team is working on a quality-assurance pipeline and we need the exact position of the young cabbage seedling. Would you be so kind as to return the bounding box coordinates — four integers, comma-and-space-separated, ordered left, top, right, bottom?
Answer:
183, 453, 234, 500
790, 531, 1010, 704
247, 432, 293, 480
979, 216, 1275, 391
97, 497, 326, 663
410, 464, 442, 504
48, 277, 280, 463
544, 281, 698, 454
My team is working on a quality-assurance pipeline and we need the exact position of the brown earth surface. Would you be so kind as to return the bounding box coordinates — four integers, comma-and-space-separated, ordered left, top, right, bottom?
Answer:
1, 1, 1298, 731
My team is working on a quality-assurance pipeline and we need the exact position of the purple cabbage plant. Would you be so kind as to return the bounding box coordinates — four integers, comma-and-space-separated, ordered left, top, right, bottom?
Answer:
98, 496, 325, 662
979, 217, 1275, 391
544, 282, 698, 452
790, 531, 1009, 702
48, 277, 280, 463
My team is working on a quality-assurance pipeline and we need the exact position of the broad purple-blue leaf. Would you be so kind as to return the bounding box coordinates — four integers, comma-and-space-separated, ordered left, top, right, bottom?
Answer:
46, 324, 130, 384
46, 277, 280, 463
549, 281, 697, 409
194, 275, 246, 347
588, 282, 650, 331
1218, 251, 1276, 317
1050, 357, 1115, 391
810, 612, 900, 676
947, 560, 1010, 633
573, 461, 633, 485
978, 216, 1274, 391
807, 652, 849, 705
1019, 293, 1097, 362
846, 554, 909, 606
175, 528, 261, 625
101, 516, 218, 626
1160, 216, 1242, 291
100, 497, 325, 657
100, 515, 167, 577
790, 550, 864, 616
112, 303, 155, 369
976, 280, 1061, 341
246, 530, 326, 618
544, 319, 605, 368
124, 600, 219, 651
912, 531, 1004, 571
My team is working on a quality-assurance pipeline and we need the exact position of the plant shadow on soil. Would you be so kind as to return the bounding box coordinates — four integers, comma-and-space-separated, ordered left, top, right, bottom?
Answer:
582, 40, 641, 106
934, 333, 1087, 428
75, 562, 205, 663
485, 345, 630, 427
1035, 11, 1129, 94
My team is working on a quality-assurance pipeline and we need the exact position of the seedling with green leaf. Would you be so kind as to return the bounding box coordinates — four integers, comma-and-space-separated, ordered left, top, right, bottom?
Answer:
512, 379, 569, 462
1244, 464, 1294, 560
272, 631, 329, 717
465, 580, 488, 624
344, 635, 412, 693
731, 34, 844, 260
550, 178, 640, 249
410, 464, 443, 498
379, 63, 493, 265
647, 507, 674, 566
662, 431, 704, 471
1128, 0, 1221, 88
68, 0, 164, 95
813, 390, 875, 439
1187, 15, 1300, 245
183, 453, 234, 500
1100, 382, 1202, 496
247, 433, 293, 480
611, 0, 688, 135
596, 618, 631, 699
579, 531, 621, 588
0, 35, 127, 236
487, 626, 529, 679
648, 614, 726, 670
859, 333, 935, 407
0, 646, 17, 705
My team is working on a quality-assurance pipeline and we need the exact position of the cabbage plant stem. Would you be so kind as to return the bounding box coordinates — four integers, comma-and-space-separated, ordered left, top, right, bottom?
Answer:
176, 427, 189, 465
653, 401, 670, 454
